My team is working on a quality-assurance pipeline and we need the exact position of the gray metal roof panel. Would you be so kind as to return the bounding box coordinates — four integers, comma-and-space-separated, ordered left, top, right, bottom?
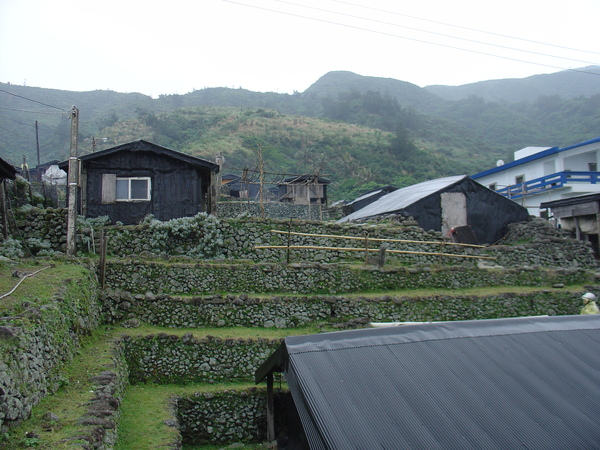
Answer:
338, 175, 467, 222
280, 315, 600, 449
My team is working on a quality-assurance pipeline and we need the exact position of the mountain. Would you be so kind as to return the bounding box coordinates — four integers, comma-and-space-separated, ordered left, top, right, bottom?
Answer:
1, 66, 599, 201
424, 66, 600, 103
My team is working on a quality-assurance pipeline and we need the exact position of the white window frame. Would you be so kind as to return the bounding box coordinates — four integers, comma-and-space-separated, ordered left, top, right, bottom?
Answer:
116, 177, 151, 202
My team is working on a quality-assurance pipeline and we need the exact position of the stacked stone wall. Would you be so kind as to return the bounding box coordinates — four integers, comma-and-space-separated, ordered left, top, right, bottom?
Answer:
103, 260, 593, 296
0, 267, 100, 433
102, 288, 590, 330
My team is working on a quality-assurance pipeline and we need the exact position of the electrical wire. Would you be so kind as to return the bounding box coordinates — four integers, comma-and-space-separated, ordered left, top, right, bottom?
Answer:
0, 105, 66, 115
0, 89, 68, 112
327, 0, 600, 57
273, 0, 600, 66
223, 0, 600, 77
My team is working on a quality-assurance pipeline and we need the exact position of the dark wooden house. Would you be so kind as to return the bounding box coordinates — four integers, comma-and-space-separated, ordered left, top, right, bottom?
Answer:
60, 140, 219, 225
0, 157, 17, 181
277, 175, 330, 205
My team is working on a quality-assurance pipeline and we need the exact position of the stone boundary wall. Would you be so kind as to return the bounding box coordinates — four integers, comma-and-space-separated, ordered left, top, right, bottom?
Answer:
6, 209, 597, 269
103, 260, 593, 296
0, 268, 100, 433
121, 334, 281, 385
174, 389, 293, 447
217, 201, 331, 221
102, 288, 590, 330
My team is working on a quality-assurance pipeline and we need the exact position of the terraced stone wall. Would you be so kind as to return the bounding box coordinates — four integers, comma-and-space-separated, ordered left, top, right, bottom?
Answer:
174, 389, 293, 447
122, 333, 280, 385
0, 268, 100, 433
102, 287, 593, 330
103, 260, 593, 296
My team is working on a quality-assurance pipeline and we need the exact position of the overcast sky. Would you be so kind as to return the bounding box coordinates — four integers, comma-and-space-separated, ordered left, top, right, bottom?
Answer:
1, 0, 599, 98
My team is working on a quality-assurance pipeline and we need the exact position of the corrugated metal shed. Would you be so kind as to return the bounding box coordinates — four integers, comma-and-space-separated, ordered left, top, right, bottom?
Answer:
338, 175, 467, 222
337, 175, 529, 244
256, 315, 600, 449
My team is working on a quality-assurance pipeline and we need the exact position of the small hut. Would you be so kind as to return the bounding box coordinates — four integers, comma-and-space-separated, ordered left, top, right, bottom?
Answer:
339, 175, 529, 244
277, 175, 330, 205
60, 140, 219, 225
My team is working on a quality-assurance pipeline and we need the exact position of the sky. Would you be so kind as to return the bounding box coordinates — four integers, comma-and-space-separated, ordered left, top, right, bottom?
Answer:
1, 0, 599, 98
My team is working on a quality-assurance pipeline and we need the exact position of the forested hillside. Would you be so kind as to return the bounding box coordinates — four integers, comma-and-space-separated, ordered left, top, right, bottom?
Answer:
1, 66, 599, 201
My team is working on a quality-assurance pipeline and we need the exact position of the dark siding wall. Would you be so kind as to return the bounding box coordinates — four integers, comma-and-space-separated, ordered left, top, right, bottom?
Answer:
390, 179, 529, 244
83, 150, 209, 224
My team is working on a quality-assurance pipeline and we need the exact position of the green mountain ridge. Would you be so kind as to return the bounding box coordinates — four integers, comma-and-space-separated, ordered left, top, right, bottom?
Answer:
1, 66, 599, 200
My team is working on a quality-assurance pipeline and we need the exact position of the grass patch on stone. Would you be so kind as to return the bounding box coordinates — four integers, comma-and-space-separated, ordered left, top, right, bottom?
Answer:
115, 382, 259, 450
118, 323, 338, 339
0, 261, 90, 315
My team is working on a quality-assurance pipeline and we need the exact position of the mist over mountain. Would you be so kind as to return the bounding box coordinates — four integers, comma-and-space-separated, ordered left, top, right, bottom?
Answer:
1, 66, 599, 200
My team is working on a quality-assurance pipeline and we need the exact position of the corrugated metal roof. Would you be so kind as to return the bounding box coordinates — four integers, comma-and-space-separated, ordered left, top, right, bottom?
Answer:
262, 315, 600, 449
60, 139, 219, 172
338, 175, 467, 223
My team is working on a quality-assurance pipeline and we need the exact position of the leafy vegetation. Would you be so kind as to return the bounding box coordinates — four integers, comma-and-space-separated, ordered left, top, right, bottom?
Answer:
2, 67, 599, 201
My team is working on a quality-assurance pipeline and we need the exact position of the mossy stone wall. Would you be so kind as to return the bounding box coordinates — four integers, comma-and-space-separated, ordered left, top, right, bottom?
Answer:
121, 333, 280, 385
103, 260, 593, 296
0, 268, 100, 433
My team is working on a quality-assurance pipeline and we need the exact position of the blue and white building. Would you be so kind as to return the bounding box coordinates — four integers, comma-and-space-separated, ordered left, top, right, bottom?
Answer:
471, 137, 600, 216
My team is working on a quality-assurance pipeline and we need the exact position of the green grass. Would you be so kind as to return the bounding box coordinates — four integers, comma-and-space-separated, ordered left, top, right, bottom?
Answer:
115, 382, 260, 450
0, 326, 116, 449
0, 261, 89, 315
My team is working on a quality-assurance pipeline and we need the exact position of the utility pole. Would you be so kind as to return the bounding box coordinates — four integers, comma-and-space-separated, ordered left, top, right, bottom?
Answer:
35, 120, 41, 165
66, 106, 79, 256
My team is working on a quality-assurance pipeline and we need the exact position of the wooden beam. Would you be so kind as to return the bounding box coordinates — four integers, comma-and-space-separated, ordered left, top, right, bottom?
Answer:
266, 374, 275, 442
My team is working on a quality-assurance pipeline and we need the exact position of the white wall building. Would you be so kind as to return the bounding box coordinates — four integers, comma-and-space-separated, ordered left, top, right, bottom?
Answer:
471, 137, 600, 216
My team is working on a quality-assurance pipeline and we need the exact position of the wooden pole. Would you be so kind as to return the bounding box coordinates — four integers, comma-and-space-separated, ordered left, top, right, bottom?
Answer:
253, 245, 497, 260
66, 106, 79, 256
99, 229, 108, 288
286, 218, 292, 264
0, 180, 7, 240
35, 120, 41, 165
258, 146, 265, 219
269, 229, 486, 248
266, 374, 275, 442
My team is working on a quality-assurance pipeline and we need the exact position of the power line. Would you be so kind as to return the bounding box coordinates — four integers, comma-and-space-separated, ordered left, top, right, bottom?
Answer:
273, 0, 600, 66
223, 0, 600, 77
0, 89, 68, 112
0, 105, 66, 115
328, 0, 600, 57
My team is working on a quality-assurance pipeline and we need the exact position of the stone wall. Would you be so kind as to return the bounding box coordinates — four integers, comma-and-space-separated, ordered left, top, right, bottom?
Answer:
122, 333, 280, 384
216, 201, 331, 221
5, 209, 597, 269
0, 267, 100, 433
103, 260, 593, 296
174, 389, 293, 447
102, 287, 590, 330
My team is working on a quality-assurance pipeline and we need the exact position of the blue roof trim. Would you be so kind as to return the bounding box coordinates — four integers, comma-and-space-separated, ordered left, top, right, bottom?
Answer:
471, 136, 600, 179
471, 147, 559, 178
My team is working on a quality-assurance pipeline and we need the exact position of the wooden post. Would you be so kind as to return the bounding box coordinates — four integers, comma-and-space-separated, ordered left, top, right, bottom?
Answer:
0, 180, 7, 240
66, 106, 79, 256
99, 229, 108, 288
364, 233, 369, 265
286, 218, 292, 264
266, 374, 275, 442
